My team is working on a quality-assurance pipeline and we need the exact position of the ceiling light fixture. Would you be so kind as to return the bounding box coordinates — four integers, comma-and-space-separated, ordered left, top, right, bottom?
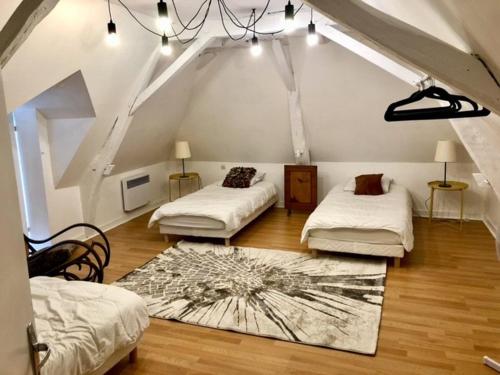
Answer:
105, 0, 307, 56
306, 8, 318, 46
161, 34, 173, 55
105, 0, 119, 46
249, 9, 262, 57
284, 1, 296, 33
106, 20, 119, 46
157, 0, 172, 32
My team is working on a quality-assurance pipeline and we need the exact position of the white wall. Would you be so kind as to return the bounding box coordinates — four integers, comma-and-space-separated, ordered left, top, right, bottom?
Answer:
13, 108, 51, 239
94, 161, 170, 231
0, 69, 35, 375
183, 160, 483, 220
484, 186, 500, 258
38, 112, 85, 239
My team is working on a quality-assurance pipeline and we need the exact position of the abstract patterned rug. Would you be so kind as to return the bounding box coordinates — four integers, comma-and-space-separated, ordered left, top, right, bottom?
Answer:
114, 241, 387, 354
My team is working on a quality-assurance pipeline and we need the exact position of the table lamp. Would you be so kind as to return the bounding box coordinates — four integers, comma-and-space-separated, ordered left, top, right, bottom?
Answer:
175, 141, 191, 178
434, 140, 456, 188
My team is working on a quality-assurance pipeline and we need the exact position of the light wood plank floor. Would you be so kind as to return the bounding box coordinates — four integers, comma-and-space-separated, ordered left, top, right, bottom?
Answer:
104, 208, 500, 374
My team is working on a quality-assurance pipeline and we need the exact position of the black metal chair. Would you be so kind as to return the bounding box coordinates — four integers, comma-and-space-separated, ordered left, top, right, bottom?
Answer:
25, 223, 111, 283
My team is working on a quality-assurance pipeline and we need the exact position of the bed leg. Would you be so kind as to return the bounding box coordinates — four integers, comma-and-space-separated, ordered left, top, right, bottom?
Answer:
163, 235, 169, 243
394, 258, 401, 268
129, 347, 138, 363
225, 238, 231, 247
311, 249, 318, 258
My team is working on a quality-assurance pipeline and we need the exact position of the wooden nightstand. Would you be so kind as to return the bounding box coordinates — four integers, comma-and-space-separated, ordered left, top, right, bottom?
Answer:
428, 180, 469, 229
284, 165, 317, 215
169, 172, 201, 201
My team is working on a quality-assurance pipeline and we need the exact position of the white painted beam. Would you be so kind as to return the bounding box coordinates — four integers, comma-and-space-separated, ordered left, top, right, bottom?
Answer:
316, 24, 423, 86
81, 47, 161, 224
306, 0, 500, 115
0, 0, 59, 68
130, 34, 216, 115
271, 39, 310, 165
271, 39, 296, 92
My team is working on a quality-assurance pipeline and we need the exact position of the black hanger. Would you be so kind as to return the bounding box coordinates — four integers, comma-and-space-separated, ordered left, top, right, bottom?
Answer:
384, 85, 490, 121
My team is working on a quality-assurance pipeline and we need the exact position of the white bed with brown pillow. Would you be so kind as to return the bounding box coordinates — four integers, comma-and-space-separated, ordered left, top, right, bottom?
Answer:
301, 179, 414, 267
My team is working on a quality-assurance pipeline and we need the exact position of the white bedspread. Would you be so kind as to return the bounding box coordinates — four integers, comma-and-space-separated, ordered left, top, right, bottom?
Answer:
31, 277, 149, 375
301, 184, 414, 251
149, 181, 278, 231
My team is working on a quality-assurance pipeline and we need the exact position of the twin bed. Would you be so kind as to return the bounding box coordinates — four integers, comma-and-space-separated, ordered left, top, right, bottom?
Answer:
150, 175, 414, 266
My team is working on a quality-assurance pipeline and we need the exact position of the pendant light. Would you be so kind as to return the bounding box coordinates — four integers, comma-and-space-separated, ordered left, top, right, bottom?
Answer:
157, 0, 171, 32
106, 20, 119, 46
161, 34, 172, 56
284, 1, 295, 33
306, 8, 318, 46
249, 9, 262, 57
250, 36, 262, 57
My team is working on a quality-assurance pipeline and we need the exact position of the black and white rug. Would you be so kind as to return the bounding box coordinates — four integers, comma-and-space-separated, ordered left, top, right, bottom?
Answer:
114, 241, 387, 354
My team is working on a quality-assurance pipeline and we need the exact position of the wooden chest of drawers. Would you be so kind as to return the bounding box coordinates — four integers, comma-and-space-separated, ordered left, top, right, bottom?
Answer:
284, 165, 317, 214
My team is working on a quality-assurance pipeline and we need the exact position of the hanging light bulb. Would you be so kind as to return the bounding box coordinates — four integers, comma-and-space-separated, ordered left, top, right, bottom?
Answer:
307, 22, 319, 46
157, 0, 171, 32
106, 21, 119, 46
250, 36, 262, 57
161, 34, 172, 56
284, 1, 295, 33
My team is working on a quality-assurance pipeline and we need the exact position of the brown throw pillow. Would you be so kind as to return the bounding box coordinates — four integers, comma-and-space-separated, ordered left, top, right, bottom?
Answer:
354, 174, 384, 195
222, 167, 257, 188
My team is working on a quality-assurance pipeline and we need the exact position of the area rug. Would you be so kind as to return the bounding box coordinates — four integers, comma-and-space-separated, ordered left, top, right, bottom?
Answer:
114, 241, 387, 354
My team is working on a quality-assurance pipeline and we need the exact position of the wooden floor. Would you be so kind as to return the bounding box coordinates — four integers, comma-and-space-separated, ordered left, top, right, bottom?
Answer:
104, 208, 500, 374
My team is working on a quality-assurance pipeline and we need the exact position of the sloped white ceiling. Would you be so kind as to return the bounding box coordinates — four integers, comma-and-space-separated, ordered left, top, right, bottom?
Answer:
173, 38, 468, 163
111, 57, 197, 174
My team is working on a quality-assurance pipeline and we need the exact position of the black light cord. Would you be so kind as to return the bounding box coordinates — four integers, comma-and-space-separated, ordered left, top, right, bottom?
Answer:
108, 0, 304, 44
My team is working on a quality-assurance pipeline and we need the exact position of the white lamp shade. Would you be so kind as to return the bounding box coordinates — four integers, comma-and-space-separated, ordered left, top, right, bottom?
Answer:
434, 140, 456, 162
175, 141, 191, 159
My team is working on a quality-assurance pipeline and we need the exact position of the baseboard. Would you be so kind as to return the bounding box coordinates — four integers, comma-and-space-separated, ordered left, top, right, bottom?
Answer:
77, 198, 168, 241
413, 209, 482, 221
483, 215, 498, 240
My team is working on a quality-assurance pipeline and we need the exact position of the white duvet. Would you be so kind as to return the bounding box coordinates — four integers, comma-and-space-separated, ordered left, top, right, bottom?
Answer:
31, 277, 149, 375
301, 184, 414, 251
149, 181, 278, 231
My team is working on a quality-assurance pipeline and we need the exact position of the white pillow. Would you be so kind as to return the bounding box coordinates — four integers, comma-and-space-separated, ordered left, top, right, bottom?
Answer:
250, 171, 266, 186
344, 175, 393, 194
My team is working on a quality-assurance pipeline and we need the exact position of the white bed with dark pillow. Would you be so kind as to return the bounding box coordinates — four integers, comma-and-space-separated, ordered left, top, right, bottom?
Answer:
301, 175, 414, 267
149, 168, 278, 245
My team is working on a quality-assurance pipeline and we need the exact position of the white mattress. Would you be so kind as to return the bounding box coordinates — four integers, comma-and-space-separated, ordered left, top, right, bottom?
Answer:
309, 228, 401, 245
150, 181, 278, 232
302, 183, 414, 251
31, 277, 149, 375
159, 215, 225, 229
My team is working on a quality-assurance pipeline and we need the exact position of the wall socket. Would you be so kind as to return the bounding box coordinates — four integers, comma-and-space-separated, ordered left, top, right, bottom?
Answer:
220, 164, 226, 170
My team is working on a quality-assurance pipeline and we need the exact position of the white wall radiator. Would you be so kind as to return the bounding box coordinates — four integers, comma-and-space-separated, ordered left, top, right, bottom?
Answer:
121, 173, 151, 212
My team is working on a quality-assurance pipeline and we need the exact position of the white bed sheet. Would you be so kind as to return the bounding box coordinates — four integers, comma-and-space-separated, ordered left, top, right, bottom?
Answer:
149, 181, 278, 231
301, 184, 414, 251
31, 277, 149, 375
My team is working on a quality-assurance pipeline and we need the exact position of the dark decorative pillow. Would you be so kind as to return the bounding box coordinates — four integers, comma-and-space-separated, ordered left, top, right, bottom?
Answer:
354, 174, 384, 195
222, 167, 257, 188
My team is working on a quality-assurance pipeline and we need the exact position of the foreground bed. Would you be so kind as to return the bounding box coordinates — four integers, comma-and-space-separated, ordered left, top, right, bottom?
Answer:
31, 277, 149, 375
301, 184, 414, 267
149, 181, 278, 245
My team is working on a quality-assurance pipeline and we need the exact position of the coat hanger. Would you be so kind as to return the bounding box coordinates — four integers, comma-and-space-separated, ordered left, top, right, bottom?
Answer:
384, 83, 490, 122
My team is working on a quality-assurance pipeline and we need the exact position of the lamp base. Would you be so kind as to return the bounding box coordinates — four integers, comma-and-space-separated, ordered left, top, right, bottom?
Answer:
439, 183, 452, 188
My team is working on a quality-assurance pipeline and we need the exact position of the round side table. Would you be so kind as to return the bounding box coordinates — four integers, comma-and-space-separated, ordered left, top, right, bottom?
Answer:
427, 180, 469, 230
169, 172, 201, 201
